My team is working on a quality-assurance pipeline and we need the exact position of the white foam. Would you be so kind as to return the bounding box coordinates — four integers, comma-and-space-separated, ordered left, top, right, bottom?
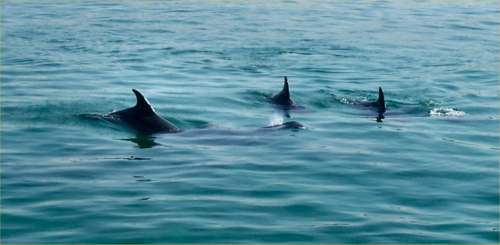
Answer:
430, 107, 466, 117
268, 113, 284, 126
339, 97, 355, 105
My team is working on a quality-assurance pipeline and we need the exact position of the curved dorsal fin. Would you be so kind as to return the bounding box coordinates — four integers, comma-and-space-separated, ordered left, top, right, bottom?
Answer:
377, 87, 386, 113
281, 76, 290, 100
132, 89, 155, 114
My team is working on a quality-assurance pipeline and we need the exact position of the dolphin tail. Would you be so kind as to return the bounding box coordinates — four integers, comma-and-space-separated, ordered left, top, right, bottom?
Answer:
377, 87, 386, 113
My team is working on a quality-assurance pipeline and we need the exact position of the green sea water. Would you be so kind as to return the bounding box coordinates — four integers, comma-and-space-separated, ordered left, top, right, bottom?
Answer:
1, 0, 499, 243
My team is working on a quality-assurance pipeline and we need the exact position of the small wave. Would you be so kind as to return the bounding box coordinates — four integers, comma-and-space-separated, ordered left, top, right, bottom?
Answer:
430, 107, 466, 118
170, 49, 223, 56
241, 90, 271, 106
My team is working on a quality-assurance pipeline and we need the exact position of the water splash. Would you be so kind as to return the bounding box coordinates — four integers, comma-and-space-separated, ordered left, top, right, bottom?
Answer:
430, 107, 466, 117
268, 113, 284, 126
339, 96, 358, 105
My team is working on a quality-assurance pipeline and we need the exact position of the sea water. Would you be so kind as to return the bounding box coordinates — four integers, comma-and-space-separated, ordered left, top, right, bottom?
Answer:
1, 0, 499, 243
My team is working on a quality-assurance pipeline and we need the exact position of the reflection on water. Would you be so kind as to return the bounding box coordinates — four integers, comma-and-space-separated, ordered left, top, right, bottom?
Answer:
122, 134, 160, 149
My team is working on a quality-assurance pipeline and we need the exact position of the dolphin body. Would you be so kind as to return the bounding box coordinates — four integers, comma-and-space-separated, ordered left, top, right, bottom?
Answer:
270, 76, 295, 108
262, 121, 304, 130
108, 89, 180, 134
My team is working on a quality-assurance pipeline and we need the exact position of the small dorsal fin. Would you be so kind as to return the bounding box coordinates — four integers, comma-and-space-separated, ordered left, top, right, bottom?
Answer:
132, 89, 155, 114
270, 76, 293, 106
281, 76, 290, 100
377, 87, 386, 113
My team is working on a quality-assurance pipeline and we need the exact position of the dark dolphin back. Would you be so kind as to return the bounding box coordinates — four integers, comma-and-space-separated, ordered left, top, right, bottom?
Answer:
263, 120, 304, 130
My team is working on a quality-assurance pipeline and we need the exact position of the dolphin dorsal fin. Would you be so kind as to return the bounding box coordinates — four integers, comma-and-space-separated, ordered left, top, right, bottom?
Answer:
281, 76, 290, 100
132, 89, 155, 114
377, 87, 386, 113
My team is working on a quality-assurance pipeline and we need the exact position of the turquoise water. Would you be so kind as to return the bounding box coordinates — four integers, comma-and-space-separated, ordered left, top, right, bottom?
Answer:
1, 0, 499, 243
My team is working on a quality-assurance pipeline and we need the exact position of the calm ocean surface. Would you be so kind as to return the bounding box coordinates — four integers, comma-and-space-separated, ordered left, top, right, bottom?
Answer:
1, 0, 499, 243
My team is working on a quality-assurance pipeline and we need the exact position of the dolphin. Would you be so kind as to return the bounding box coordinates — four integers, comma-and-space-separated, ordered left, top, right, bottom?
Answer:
262, 120, 305, 130
107, 89, 180, 134
270, 76, 295, 108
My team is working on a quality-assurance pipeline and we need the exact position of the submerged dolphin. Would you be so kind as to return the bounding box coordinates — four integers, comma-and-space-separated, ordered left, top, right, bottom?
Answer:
262, 120, 305, 130
270, 76, 295, 107
108, 89, 180, 134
